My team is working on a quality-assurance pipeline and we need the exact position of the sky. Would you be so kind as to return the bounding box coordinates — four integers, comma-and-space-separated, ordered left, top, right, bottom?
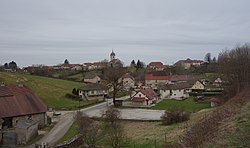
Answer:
0, 0, 250, 67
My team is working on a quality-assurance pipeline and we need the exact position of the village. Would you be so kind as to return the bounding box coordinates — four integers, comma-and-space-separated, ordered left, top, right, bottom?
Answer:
0, 50, 227, 147
1, 0, 250, 147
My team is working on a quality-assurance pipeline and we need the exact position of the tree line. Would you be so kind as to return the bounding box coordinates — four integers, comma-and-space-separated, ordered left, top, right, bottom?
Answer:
218, 44, 250, 95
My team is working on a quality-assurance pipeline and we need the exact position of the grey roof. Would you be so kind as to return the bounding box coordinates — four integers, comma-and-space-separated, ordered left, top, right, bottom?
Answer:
159, 82, 192, 90
84, 73, 99, 79
79, 83, 108, 91
14, 119, 38, 129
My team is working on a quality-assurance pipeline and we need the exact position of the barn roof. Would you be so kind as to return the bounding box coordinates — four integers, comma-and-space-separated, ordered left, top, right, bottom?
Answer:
0, 86, 47, 118
159, 82, 192, 90
140, 88, 158, 100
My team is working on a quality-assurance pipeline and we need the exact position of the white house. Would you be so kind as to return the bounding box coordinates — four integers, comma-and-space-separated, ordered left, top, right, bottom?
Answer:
131, 88, 158, 106
119, 73, 135, 90
213, 78, 223, 86
174, 58, 204, 70
159, 82, 192, 100
71, 65, 83, 71
191, 81, 205, 90
144, 71, 170, 89
147, 62, 165, 71
78, 83, 108, 100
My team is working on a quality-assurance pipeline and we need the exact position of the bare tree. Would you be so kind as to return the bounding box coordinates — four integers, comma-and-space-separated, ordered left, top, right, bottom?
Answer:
102, 107, 124, 148
218, 44, 250, 92
104, 67, 125, 105
75, 111, 102, 148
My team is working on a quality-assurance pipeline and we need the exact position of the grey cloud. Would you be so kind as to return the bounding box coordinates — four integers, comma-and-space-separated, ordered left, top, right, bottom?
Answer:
0, 0, 250, 67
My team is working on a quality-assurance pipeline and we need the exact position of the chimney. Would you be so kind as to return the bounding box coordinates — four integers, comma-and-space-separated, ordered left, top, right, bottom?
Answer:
0, 82, 5, 86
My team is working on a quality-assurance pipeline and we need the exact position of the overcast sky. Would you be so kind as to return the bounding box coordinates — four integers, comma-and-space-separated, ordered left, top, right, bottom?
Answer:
0, 0, 249, 67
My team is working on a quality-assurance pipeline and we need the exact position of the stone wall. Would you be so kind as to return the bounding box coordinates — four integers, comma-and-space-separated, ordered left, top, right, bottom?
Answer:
12, 113, 46, 128
15, 123, 38, 144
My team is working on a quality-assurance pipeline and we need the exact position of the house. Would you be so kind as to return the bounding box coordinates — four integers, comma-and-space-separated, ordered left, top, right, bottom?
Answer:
169, 75, 189, 83
93, 62, 109, 69
0, 85, 47, 145
84, 74, 101, 84
131, 88, 158, 106
83, 63, 96, 70
191, 81, 205, 90
78, 83, 108, 100
70, 64, 83, 71
213, 77, 222, 86
119, 73, 135, 90
145, 71, 170, 89
147, 62, 165, 71
191, 80, 224, 95
159, 82, 192, 100
14, 119, 38, 144
174, 58, 204, 69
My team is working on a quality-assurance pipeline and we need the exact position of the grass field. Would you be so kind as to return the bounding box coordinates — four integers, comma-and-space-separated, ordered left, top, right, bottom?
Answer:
67, 73, 83, 82
152, 97, 211, 112
57, 108, 213, 147
0, 72, 91, 109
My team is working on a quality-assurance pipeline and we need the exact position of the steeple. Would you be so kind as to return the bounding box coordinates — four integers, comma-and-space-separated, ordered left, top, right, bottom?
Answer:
110, 50, 116, 61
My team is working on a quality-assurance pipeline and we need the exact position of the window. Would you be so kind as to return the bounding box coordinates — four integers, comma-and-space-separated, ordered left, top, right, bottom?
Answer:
28, 115, 32, 119
139, 94, 141, 97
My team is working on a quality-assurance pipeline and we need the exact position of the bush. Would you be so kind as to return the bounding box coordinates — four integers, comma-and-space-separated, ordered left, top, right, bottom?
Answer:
161, 108, 190, 125
72, 88, 78, 95
65, 93, 81, 101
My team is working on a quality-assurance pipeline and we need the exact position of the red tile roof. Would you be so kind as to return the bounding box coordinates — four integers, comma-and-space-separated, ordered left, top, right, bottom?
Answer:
140, 88, 158, 100
0, 86, 47, 118
148, 62, 165, 69
175, 58, 204, 64
145, 71, 170, 80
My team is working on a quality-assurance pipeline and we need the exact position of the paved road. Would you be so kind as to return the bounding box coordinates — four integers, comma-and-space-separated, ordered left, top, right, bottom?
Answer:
36, 101, 109, 147
35, 96, 164, 147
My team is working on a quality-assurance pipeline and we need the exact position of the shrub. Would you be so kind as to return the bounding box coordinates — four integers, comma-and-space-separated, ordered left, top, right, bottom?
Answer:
65, 93, 81, 101
161, 108, 190, 125
72, 88, 78, 95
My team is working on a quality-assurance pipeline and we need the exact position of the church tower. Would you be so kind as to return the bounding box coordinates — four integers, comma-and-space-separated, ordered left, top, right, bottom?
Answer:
110, 50, 116, 61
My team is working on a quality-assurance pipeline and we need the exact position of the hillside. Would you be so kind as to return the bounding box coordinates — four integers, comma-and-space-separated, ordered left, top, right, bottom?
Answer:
0, 72, 87, 109
181, 88, 250, 147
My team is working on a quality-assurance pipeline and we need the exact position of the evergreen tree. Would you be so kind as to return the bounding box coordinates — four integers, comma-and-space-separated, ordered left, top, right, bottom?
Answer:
136, 60, 142, 69
212, 57, 217, 63
130, 60, 136, 66
4, 63, 8, 69
64, 59, 69, 64
129, 60, 136, 73
9, 61, 17, 69
204, 53, 212, 63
